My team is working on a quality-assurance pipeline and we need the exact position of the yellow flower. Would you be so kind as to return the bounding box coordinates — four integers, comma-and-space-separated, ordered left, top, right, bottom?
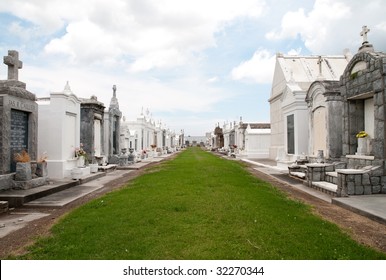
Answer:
356, 131, 368, 138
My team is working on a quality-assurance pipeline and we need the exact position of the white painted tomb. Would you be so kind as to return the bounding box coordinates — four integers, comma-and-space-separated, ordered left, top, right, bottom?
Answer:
37, 82, 90, 179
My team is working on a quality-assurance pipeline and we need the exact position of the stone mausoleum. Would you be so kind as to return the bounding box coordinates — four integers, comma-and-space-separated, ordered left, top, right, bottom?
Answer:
302, 26, 386, 197
0, 50, 38, 176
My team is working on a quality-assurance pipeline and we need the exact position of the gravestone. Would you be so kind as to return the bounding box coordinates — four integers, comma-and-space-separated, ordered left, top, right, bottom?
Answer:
0, 50, 38, 176
80, 95, 105, 163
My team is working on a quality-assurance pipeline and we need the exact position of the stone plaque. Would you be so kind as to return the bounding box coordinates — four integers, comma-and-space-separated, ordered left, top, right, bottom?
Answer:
10, 109, 29, 171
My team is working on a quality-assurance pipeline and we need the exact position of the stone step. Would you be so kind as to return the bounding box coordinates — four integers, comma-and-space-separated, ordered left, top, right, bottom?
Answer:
0, 172, 105, 207
312, 181, 338, 196
325, 171, 338, 184
290, 171, 306, 179
98, 164, 117, 173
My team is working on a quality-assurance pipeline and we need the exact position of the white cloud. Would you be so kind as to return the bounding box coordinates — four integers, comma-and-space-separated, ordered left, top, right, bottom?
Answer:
1, 0, 266, 71
21, 64, 234, 119
265, 0, 386, 54
231, 49, 275, 84
207, 77, 219, 83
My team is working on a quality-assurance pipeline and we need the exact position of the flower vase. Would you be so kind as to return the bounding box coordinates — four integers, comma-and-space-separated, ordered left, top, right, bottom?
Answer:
356, 137, 368, 156
89, 164, 98, 173
77, 156, 85, 167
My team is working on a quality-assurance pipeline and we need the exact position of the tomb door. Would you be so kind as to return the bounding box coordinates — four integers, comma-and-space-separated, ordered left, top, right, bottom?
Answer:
364, 98, 374, 138
113, 116, 119, 154
94, 119, 101, 156
10, 109, 29, 172
312, 107, 327, 156
65, 113, 77, 159
287, 114, 294, 154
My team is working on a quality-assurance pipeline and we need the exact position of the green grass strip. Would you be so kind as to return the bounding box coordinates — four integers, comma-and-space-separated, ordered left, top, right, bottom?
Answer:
20, 147, 386, 259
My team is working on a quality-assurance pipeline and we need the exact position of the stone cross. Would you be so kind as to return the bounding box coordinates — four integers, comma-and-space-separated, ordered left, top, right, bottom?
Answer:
3, 50, 23, 80
360, 25, 370, 44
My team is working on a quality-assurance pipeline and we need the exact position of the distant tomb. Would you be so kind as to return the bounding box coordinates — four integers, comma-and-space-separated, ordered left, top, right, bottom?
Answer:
104, 85, 122, 163
80, 95, 105, 164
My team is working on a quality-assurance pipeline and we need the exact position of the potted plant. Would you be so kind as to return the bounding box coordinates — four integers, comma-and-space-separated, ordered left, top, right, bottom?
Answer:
14, 150, 32, 181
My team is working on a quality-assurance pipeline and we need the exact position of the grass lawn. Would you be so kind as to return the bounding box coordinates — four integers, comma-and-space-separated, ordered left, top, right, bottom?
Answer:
20, 147, 386, 259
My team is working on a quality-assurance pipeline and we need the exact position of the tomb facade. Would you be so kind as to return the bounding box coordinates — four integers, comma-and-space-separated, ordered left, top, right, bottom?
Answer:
269, 53, 350, 165
0, 50, 38, 177
80, 95, 105, 163
37, 82, 86, 179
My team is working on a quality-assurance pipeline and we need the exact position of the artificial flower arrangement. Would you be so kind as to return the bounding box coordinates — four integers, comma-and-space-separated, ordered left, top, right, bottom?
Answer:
356, 131, 368, 138
14, 150, 31, 162
75, 143, 87, 158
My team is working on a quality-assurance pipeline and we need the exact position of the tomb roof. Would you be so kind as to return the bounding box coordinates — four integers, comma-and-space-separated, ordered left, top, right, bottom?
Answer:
277, 54, 349, 84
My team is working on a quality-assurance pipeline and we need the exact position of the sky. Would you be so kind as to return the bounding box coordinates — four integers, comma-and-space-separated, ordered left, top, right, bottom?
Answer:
0, 0, 385, 136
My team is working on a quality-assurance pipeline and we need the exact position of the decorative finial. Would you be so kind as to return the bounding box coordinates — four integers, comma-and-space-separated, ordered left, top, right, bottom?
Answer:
63, 81, 72, 93
112, 85, 117, 97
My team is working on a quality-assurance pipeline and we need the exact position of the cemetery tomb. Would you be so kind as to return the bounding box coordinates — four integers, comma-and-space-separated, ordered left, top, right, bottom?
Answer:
0, 50, 38, 177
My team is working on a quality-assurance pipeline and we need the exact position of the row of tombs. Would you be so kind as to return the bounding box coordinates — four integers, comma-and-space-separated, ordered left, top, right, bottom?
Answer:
0, 50, 183, 192
283, 35, 386, 198
212, 27, 386, 198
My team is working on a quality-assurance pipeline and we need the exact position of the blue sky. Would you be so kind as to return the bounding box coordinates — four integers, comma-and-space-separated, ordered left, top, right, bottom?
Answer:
1, 0, 385, 136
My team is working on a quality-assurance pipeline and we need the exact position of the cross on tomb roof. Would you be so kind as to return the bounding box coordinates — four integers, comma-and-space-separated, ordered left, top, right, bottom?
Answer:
360, 25, 370, 44
3, 50, 23, 80
112, 84, 117, 97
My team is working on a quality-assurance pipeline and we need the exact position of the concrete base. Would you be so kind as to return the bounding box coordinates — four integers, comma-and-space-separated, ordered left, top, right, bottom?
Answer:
12, 177, 48, 190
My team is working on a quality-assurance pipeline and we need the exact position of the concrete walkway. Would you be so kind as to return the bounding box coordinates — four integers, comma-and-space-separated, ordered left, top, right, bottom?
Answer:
241, 158, 386, 225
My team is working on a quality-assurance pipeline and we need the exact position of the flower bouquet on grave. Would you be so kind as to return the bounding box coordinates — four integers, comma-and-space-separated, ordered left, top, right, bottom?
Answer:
75, 144, 87, 167
356, 131, 368, 138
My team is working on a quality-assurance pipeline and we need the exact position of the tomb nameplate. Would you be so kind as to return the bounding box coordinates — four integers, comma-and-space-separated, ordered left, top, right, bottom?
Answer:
10, 109, 29, 171
8, 96, 37, 112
